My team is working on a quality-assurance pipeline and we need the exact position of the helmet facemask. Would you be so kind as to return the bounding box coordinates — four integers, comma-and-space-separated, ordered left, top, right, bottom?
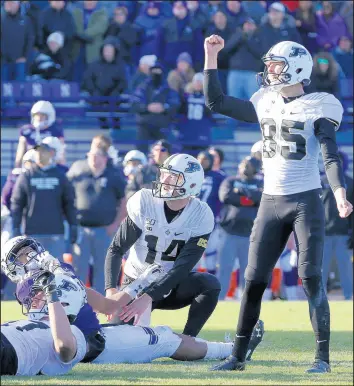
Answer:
152, 167, 187, 200
5, 238, 45, 282
257, 55, 291, 89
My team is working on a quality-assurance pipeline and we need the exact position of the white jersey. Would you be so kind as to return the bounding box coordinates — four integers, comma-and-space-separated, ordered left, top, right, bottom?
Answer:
1, 320, 86, 376
124, 189, 214, 279
250, 89, 343, 195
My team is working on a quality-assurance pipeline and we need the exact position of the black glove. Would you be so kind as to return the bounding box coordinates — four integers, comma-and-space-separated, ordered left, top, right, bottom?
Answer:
69, 225, 78, 244
32, 271, 59, 303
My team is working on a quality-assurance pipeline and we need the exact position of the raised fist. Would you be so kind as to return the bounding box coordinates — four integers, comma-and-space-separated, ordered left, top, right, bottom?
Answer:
204, 35, 225, 56
32, 270, 57, 296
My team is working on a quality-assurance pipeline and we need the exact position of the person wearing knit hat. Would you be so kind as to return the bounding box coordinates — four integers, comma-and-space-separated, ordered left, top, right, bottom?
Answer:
167, 52, 195, 96
47, 31, 65, 53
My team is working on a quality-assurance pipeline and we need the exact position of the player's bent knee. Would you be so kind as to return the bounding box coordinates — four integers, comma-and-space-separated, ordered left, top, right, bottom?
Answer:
245, 265, 271, 283
196, 272, 221, 292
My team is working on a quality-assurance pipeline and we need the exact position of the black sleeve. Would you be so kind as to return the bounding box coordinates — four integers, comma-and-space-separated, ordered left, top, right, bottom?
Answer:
143, 233, 210, 302
104, 216, 142, 290
10, 173, 28, 230
203, 69, 259, 123
314, 117, 346, 193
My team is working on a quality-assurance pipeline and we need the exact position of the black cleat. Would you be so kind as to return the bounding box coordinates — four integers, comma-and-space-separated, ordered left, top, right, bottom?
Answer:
210, 355, 246, 371
306, 359, 331, 373
246, 319, 264, 361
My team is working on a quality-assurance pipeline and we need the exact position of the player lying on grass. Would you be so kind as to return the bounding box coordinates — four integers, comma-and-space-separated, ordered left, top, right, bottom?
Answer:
1, 236, 264, 375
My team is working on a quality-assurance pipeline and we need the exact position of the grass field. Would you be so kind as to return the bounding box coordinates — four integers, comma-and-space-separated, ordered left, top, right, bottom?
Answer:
1, 300, 353, 385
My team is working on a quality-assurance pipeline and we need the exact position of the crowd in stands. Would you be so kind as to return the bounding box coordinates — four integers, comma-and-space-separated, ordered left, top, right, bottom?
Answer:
1, 1, 353, 301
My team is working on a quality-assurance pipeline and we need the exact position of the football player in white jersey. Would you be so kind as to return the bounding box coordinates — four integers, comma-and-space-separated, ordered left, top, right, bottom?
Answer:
104, 154, 225, 336
203, 36, 353, 373
3, 238, 264, 367
1, 270, 87, 376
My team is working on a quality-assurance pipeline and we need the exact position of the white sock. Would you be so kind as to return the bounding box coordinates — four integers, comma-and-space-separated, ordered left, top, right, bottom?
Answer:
195, 338, 233, 360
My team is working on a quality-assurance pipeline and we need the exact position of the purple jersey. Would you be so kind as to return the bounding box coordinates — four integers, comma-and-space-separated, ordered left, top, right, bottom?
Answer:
199, 170, 226, 219
20, 123, 64, 148
1, 169, 22, 209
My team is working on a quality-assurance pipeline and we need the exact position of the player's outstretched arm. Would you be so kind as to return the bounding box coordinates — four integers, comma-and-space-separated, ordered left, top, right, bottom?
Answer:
104, 216, 142, 296
203, 35, 258, 123
35, 271, 77, 363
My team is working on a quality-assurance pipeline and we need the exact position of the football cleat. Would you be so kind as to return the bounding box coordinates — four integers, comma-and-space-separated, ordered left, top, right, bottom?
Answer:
210, 355, 246, 371
306, 359, 331, 373
246, 319, 264, 361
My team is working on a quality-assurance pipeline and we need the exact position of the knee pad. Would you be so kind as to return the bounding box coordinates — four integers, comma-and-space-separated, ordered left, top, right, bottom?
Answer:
196, 272, 221, 293
298, 262, 322, 279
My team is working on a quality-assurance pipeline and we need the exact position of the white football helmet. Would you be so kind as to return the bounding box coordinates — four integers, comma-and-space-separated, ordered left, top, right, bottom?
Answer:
31, 100, 56, 130
123, 150, 147, 176
22, 148, 37, 168
16, 271, 87, 323
152, 154, 204, 200
41, 136, 65, 162
258, 41, 313, 91
1, 236, 46, 283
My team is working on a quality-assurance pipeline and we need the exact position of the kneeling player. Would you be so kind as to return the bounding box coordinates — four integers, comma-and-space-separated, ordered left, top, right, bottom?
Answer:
1, 271, 87, 376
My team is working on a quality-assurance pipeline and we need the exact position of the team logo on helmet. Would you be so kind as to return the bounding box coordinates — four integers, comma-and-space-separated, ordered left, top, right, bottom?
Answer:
184, 162, 201, 173
289, 47, 308, 57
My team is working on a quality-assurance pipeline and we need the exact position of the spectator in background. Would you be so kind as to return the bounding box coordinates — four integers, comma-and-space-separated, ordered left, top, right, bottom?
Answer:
178, 72, 214, 156
125, 139, 172, 199
224, 18, 261, 100
294, 0, 319, 54
221, 1, 248, 29
167, 52, 195, 97
20, 0, 42, 49
333, 36, 353, 78
30, 31, 72, 81
71, 0, 109, 83
67, 135, 126, 294
340, 1, 353, 38
1, 0, 34, 81
217, 156, 263, 300
41, 136, 68, 174
316, 1, 350, 52
205, 10, 233, 92
131, 54, 157, 91
131, 62, 180, 153
256, 2, 302, 55
104, 5, 138, 77
321, 151, 353, 300
242, 1, 267, 25
134, 1, 166, 59
38, 1, 76, 60
156, 1, 204, 71
187, 1, 210, 34
122, 150, 148, 197
207, 0, 223, 17
208, 147, 226, 174
15, 101, 64, 168
307, 52, 339, 95
115, 1, 142, 22
11, 142, 77, 261
81, 37, 127, 130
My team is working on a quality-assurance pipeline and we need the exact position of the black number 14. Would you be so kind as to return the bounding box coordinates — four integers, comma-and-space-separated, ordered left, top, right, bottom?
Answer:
145, 235, 186, 264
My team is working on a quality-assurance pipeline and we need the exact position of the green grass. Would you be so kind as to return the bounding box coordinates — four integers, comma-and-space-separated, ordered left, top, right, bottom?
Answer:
1, 300, 353, 385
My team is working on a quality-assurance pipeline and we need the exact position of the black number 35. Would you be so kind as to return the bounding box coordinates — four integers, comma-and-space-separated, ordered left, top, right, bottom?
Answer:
260, 119, 306, 160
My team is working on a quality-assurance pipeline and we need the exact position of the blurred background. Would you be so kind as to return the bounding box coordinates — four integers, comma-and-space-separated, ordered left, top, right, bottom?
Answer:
1, 0, 353, 301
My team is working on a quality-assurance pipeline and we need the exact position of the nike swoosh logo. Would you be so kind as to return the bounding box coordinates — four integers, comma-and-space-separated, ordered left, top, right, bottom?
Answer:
175, 232, 183, 236
163, 290, 172, 298
316, 340, 327, 343
236, 334, 246, 338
